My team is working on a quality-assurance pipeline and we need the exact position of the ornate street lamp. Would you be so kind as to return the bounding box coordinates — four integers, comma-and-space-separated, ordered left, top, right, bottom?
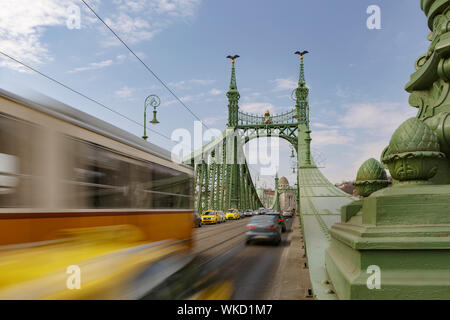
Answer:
142, 94, 161, 141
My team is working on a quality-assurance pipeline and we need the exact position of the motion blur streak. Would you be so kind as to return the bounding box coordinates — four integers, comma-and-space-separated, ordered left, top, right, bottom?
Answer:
0, 88, 229, 299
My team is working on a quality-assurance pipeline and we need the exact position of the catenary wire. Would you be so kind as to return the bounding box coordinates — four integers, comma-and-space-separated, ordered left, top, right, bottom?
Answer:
80, 0, 210, 130
0, 50, 173, 142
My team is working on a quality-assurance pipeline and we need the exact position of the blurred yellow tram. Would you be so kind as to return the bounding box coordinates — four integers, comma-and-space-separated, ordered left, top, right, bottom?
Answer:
0, 89, 231, 299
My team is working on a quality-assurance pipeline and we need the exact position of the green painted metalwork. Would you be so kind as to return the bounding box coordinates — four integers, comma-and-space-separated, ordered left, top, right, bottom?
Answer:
325, 0, 450, 299
270, 173, 282, 212
353, 158, 388, 197
185, 52, 315, 213
182, 3, 450, 299
297, 166, 354, 300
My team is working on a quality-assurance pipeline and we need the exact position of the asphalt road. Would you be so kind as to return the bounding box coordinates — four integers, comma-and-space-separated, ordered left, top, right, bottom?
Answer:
193, 216, 294, 300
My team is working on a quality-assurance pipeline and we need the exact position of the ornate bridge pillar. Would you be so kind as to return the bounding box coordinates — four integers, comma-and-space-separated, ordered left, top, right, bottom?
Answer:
227, 57, 240, 128
325, 0, 450, 299
294, 54, 315, 168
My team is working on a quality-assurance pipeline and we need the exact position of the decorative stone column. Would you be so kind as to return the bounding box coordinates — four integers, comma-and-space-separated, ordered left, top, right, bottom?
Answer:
325, 0, 450, 299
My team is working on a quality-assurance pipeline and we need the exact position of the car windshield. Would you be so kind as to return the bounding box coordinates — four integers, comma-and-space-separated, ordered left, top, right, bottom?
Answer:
204, 212, 216, 215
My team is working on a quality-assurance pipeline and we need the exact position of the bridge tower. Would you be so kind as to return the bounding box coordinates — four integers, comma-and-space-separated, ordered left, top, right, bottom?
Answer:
294, 53, 313, 168
226, 56, 241, 209
186, 52, 316, 214
227, 56, 240, 128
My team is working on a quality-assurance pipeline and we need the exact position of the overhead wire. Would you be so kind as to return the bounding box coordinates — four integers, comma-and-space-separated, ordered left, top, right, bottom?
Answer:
80, 0, 210, 130
0, 50, 173, 142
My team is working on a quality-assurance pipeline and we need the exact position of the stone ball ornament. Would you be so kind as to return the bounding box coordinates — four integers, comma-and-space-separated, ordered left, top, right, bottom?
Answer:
354, 158, 389, 197
381, 118, 445, 182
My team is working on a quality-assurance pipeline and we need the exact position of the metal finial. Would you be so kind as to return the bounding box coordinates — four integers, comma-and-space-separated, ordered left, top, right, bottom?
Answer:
295, 50, 309, 59
226, 54, 240, 63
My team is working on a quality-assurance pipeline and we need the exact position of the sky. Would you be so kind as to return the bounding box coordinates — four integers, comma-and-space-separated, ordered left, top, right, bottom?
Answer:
0, 0, 429, 188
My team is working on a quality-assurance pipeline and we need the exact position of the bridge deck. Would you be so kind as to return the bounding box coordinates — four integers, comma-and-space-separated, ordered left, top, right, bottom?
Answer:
298, 167, 355, 300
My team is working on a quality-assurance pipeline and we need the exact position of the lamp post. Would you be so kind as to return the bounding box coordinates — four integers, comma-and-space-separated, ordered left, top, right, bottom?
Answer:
143, 94, 161, 141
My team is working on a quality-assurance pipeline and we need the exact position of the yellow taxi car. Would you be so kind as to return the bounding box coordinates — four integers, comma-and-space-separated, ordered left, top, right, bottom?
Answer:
225, 208, 240, 220
201, 210, 220, 224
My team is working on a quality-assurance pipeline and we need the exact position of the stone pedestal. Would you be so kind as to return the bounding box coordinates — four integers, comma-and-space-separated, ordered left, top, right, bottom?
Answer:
326, 185, 450, 299
326, 0, 450, 299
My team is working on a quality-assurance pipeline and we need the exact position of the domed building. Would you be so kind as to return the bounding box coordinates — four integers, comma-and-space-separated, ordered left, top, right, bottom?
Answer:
278, 176, 289, 188
277, 176, 297, 212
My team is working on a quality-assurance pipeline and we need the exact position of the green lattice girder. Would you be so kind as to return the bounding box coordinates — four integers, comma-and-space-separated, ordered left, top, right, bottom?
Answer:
185, 53, 314, 213
188, 132, 263, 213
240, 124, 299, 151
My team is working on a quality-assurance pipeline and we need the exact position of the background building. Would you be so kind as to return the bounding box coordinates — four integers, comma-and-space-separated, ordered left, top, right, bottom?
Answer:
278, 177, 297, 212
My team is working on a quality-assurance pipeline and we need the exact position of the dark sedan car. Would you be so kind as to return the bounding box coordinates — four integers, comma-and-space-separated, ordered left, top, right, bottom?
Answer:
245, 215, 282, 245
265, 211, 286, 232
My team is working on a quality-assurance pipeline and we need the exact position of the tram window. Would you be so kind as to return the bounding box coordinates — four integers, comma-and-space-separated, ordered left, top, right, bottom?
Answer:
62, 138, 131, 208
61, 136, 193, 210
151, 163, 193, 209
0, 114, 40, 208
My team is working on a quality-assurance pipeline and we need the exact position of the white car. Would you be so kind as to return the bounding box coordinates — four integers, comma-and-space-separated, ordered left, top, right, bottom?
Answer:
217, 211, 227, 223
244, 209, 253, 217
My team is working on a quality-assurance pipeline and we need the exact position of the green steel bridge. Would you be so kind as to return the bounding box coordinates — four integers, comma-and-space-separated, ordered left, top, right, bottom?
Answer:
185, 0, 450, 299
183, 52, 357, 299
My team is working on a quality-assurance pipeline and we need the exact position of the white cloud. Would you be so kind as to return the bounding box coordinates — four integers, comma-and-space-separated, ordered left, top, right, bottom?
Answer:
115, 86, 134, 98
209, 88, 222, 96
312, 122, 340, 129
190, 79, 215, 85
180, 93, 204, 102
114, 0, 201, 16
339, 102, 416, 136
310, 129, 354, 147
0, 0, 203, 71
68, 59, 114, 73
168, 80, 188, 89
0, 0, 75, 71
240, 102, 275, 114
315, 101, 417, 182
168, 79, 215, 90
103, 13, 160, 45
336, 86, 351, 98
272, 78, 297, 91
116, 54, 127, 62
102, 0, 202, 46
0, 0, 104, 71
202, 116, 223, 126
340, 139, 391, 183
161, 92, 204, 106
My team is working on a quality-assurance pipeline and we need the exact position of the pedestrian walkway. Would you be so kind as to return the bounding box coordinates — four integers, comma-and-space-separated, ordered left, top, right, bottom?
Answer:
266, 216, 313, 300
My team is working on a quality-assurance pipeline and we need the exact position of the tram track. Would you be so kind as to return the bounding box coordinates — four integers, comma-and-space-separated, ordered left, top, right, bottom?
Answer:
194, 219, 248, 242
192, 218, 248, 270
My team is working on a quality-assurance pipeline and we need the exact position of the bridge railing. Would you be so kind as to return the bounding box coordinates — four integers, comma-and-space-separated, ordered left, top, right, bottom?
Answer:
237, 109, 298, 126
